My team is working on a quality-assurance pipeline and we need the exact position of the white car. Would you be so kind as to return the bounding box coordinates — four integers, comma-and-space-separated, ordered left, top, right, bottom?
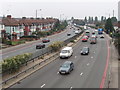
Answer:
75, 30, 79, 34
100, 35, 104, 38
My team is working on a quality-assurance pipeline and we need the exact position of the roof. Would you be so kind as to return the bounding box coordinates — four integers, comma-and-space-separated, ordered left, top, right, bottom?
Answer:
64, 61, 72, 64
62, 47, 72, 50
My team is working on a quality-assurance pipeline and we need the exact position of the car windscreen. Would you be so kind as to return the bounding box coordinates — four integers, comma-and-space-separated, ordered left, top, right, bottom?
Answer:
82, 48, 88, 51
62, 64, 69, 68
61, 50, 68, 53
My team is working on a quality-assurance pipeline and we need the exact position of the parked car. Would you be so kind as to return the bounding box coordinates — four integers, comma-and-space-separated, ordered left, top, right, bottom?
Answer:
60, 47, 73, 59
81, 47, 89, 55
42, 38, 50, 43
36, 44, 45, 49
59, 61, 74, 74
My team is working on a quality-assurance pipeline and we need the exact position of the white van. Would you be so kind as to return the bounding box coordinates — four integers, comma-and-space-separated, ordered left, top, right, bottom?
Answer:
60, 47, 73, 59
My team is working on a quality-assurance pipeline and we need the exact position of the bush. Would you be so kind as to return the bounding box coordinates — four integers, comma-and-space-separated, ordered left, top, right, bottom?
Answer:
70, 40, 75, 43
49, 41, 64, 52
1, 53, 32, 73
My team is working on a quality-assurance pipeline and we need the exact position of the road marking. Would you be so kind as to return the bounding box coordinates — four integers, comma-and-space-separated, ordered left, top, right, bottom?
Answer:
57, 72, 59, 74
80, 72, 83, 76
91, 56, 93, 58
75, 56, 77, 58
87, 63, 90, 66
41, 84, 45, 88
70, 87, 73, 90
94, 51, 95, 53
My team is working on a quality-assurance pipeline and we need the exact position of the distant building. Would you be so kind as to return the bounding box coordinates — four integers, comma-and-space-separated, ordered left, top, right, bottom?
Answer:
118, 1, 120, 21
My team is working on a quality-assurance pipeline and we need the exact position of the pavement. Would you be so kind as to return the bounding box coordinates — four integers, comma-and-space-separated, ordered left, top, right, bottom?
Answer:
104, 33, 119, 88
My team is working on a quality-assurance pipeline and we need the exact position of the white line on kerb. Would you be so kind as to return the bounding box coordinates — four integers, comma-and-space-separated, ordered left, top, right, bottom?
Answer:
41, 84, 45, 88
80, 72, 83, 76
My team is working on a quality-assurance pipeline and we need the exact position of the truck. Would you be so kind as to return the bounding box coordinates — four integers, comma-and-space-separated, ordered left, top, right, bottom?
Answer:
98, 28, 103, 34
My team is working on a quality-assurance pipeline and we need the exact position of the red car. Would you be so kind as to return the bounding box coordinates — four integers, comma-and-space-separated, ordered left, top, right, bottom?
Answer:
82, 37, 88, 42
42, 38, 50, 43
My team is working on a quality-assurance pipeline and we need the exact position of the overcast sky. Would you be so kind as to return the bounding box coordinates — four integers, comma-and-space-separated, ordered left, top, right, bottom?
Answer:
0, 0, 120, 20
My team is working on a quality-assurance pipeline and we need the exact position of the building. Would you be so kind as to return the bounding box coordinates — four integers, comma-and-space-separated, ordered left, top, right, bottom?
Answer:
2, 15, 57, 41
118, 1, 120, 21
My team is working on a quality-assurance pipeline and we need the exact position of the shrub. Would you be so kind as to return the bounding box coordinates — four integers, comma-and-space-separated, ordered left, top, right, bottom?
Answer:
49, 41, 64, 52
1, 53, 32, 73
70, 40, 75, 43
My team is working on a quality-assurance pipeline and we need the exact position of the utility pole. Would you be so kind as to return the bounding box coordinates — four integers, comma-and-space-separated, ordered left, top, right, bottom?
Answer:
36, 9, 42, 19
113, 10, 114, 17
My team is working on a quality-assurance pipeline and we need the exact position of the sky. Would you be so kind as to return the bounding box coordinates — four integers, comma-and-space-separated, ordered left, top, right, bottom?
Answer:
0, 0, 120, 20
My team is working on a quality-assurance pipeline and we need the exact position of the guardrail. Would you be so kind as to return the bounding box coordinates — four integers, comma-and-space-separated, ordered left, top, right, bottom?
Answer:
2, 30, 84, 87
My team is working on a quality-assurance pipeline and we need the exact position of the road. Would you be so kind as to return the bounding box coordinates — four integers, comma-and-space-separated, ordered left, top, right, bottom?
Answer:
1, 25, 80, 60
11, 29, 110, 88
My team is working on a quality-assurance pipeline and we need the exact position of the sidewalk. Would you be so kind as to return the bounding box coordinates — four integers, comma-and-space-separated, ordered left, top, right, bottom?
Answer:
105, 33, 119, 88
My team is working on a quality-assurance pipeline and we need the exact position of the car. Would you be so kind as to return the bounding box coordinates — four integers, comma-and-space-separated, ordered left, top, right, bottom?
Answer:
75, 30, 79, 34
81, 47, 89, 55
59, 61, 74, 74
100, 35, 104, 38
90, 37, 97, 44
60, 47, 73, 59
83, 35, 89, 39
67, 33, 71, 36
36, 44, 45, 49
82, 37, 88, 42
42, 38, 50, 43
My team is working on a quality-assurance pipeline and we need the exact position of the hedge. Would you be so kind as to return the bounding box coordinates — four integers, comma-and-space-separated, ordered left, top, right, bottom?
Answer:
1, 53, 32, 74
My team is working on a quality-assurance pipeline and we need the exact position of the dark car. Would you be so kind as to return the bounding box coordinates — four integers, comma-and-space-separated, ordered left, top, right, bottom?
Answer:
36, 44, 45, 49
67, 33, 71, 36
42, 38, 50, 43
59, 61, 74, 74
81, 47, 89, 55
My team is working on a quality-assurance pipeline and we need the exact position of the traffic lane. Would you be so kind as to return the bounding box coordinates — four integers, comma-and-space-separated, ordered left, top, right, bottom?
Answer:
81, 37, 108, 88
1, 27, 77, 59
11, 36, 96, 88
1, 25, 71, 54
1, 28, 77, 60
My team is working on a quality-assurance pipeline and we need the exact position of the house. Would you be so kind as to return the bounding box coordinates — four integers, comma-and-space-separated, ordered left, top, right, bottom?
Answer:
2, 15, 19, 41
2, 15, 57, 40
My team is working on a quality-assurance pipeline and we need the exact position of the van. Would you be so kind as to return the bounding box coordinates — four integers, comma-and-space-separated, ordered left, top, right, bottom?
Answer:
90, 37, 97, 44
60, 47, 73, 59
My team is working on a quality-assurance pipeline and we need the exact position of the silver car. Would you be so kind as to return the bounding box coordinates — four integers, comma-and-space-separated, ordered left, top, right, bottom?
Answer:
59, 61, 74, 74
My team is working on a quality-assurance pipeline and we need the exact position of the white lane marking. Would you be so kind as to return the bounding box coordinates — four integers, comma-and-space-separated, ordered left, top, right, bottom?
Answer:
41, 84, 45, 88
87, 63, 90, 66
91, 56, 93, 58
57, 72, 59, 74
70, 87, 73, 90
80, 72, 83, 76
94, 51, 95, 53
75, 56, 77, 58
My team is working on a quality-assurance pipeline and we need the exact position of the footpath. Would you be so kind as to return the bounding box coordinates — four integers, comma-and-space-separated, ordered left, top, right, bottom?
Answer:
105, 34, 119, 88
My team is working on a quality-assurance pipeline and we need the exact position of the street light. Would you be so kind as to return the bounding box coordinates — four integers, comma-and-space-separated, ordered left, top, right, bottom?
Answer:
36, 9, 42, 19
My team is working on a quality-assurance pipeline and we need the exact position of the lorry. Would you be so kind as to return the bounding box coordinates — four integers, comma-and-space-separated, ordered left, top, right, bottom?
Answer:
98, 28, 103, 34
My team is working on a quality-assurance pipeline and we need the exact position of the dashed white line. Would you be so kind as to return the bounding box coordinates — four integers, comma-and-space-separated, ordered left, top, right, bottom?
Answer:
87, 63, 90, 66
57, 72, 59, 74
75, 56, 77, 58
41, 84, 45, 88
91, 56, 93, 58
80, 72, 83, 76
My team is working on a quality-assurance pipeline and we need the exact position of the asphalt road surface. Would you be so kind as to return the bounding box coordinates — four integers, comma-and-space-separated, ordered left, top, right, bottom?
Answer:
1, 25, 81, 60
11, 29, 109, 88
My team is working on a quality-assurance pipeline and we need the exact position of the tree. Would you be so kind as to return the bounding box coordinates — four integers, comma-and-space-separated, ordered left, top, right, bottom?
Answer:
111, 17, 117, 24
94, 16, 98, 24
105, 18, 114, 34
84, 17, 87, 24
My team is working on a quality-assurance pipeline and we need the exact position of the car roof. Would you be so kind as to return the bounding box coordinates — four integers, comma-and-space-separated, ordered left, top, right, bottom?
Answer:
64, 61, 73, 64
62, 47, 72, 50
83, 47, 88, 49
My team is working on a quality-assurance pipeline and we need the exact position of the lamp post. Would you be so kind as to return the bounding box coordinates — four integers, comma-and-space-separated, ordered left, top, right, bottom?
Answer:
36, 9, 42, 19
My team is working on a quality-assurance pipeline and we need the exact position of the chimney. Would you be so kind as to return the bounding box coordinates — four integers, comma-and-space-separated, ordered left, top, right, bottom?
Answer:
7, 15, 12, 19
